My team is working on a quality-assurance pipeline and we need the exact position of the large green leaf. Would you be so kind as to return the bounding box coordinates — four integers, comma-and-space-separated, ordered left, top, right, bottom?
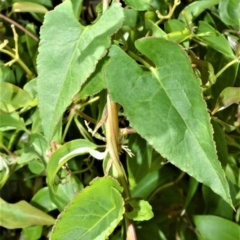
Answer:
193, 215, 240, 240
37, 0, 124, 142
105, 38, 232, 207
0, 198, 55, 229
50, 177, 124, 240
219, 0, 240, 30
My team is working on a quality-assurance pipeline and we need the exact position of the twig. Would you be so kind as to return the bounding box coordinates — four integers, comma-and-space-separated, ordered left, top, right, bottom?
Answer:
0, 13, 39, 42
148, 171, 185, 202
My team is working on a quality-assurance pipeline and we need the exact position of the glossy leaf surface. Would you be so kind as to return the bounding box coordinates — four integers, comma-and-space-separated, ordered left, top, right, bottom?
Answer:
37, 0, 124, 142
105, 38, 232, 207
50, 177, 124, 240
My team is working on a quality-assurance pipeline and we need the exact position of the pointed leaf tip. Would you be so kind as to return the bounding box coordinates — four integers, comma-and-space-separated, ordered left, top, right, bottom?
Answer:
105, 38, 233, 208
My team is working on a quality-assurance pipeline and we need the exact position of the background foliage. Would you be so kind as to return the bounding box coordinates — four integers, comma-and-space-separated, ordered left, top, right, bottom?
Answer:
0, 0, 240, 239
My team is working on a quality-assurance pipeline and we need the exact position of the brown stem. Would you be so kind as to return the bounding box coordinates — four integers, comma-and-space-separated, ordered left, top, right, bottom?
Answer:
0, 13, 39, 42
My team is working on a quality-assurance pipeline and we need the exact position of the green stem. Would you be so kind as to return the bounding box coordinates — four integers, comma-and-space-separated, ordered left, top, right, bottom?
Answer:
106, 95, 131, 199
106, 95, 137, 240
0, 48, 33, 79
148, 171, 185, 202
215, 57, 240, 79
128, 50, 153, 70
62, 110, 75, 143
0, 13, 39, 42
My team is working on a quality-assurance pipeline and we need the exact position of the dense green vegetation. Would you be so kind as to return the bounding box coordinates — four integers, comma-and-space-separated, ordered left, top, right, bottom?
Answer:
0, 0, 239, 239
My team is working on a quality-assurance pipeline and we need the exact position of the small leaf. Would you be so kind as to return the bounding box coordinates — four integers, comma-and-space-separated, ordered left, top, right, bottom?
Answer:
37, 0, 124, 142
12, 2, 48, 14
46, 139, 102, 191
212, 87, 240, 114
50, 177, 124, 240
105, 38, 233, 207
125, 199, 153, 221
0, 198, 55, 229
0, 82, 32, 112
193, 215, 240, 240
196, 21, 235, 59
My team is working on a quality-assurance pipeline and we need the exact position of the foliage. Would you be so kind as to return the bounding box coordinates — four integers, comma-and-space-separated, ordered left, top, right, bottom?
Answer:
0, 0, 240, 239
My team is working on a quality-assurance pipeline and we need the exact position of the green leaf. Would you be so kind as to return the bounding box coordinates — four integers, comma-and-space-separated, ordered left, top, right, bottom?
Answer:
183, 177, 199, 211
46, 139, 102, 191
13, 0, 52, 8
131, 167, 172, 199
21, 226, 43, 240
78, 58, 106, 99
127, 134, 152, 190
28, 159, 45, 175
0, 198, 55, 229
212, 87, 240, 114
0, 112, 26, 131
164, 19, 185, 33
31, 187, 57, 212
71, 0, 83, 19
219, 0, 240, 30
24, 78, 38, 98
37, 0, 124, 142
0, 82, 32, 112
196, 21, 235, 58
12, 2, 48, 14
193, 215, 240, 240
124, 0, 151, 11
206, 48, 238, 99
105, 38, 233, 207
178, 0, 220, 24
211, 120, 228, 168
50, 177, 124, 240
202, 185, 233, 219
125, 199, 153, 221
49, 173, 83, 211
145, 19, 166, 38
